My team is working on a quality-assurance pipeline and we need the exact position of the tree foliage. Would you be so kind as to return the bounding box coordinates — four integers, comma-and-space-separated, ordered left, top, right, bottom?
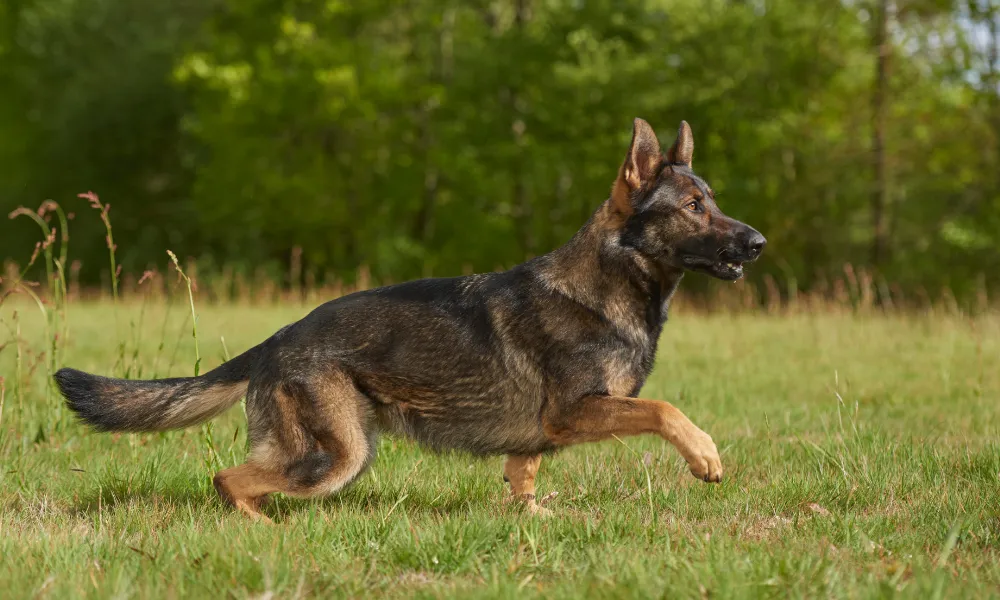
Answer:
2, 0, 998, 296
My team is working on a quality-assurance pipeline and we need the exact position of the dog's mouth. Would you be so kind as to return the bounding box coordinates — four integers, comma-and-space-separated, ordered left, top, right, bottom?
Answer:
680, 254, 750, 281
711, 259, 745, 280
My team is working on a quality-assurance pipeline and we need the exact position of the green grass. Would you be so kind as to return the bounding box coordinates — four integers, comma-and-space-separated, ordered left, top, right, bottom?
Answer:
1, 300, 999, 598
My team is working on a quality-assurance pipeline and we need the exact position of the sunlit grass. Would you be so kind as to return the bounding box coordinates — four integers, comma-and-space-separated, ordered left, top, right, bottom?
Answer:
1, 301, 998, 598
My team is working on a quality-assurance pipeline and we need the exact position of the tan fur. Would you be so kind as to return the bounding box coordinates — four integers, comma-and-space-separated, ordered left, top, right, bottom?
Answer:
665, 121, 694, 167
603, 355, 638, 397
162, 381, 247, 429
503, 454, 549, 516
214, 369, 374, 520
537, 221, 665, 349
609, 167, 634, 219
304, 371, 373, 497
213, 464, 287, 523
541, 395, 722, 482
610, 118, 663, 218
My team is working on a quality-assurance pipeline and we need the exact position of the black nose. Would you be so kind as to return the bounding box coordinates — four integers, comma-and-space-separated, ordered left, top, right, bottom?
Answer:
746, 231, 766, 259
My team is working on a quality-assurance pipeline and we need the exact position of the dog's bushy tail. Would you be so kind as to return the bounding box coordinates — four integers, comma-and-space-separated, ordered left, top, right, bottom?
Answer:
55, 343, 265, 432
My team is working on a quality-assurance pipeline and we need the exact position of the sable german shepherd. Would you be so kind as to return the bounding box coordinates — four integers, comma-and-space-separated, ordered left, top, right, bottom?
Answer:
56, 119, 765, 520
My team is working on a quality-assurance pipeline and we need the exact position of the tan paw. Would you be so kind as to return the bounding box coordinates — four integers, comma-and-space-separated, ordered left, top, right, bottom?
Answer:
509, 492, 556, 518
234, 499, 274, 524
678, 427, 723, 483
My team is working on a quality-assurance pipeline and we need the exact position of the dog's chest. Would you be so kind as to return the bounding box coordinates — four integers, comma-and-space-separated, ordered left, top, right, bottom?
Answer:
601, 341, 656, 397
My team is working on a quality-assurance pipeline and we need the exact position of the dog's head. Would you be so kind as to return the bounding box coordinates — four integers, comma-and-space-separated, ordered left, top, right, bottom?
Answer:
610, 118, 765, 281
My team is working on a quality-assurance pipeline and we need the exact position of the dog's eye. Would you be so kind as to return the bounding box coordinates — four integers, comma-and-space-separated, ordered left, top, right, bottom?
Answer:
685, 201, 701, 212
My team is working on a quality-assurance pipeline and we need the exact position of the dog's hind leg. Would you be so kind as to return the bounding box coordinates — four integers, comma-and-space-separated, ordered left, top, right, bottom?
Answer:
503, 454, 550, 517
214, 368, 376, 521
213, 463, 286, 523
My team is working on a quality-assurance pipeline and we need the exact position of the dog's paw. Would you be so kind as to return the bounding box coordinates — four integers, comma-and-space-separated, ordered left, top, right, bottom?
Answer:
507, 492, 556, 518
678, 427, 723, 483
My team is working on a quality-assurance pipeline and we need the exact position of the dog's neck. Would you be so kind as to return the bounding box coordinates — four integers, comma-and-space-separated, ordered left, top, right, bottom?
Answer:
534, 200, 684, 345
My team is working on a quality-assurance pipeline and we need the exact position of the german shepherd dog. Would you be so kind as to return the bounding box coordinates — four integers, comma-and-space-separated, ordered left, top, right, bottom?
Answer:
56, 119, 765, 521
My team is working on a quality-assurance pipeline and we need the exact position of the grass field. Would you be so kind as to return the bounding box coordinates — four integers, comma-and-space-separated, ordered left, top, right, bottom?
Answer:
1, 300, 999, 598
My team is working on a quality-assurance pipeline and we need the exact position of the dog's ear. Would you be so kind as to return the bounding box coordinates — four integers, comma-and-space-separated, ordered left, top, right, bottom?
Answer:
665, 121, 693, 167
611, 118, 661, 216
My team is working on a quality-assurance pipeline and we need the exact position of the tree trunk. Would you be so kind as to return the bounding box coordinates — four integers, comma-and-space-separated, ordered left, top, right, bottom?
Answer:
871, 0, 891, 267
989, 3, 1000, 193
412, 8, 454, 246
512, 0, 532, 257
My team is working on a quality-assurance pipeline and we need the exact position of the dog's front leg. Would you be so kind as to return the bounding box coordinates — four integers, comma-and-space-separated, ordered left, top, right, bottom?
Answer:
503, 454, 551, 516
542, 396, 722, 482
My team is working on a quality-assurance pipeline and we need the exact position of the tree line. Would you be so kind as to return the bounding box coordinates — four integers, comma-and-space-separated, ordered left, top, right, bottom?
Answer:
1, 0, 998, 300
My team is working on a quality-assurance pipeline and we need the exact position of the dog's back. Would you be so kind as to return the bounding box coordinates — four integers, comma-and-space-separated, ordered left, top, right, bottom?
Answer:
264, 263, 605, 456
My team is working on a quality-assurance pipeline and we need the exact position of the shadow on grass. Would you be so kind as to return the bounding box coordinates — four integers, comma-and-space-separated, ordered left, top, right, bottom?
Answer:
265, 485, 501, 522
70, 475, 215, 517
67, 473, 501, 522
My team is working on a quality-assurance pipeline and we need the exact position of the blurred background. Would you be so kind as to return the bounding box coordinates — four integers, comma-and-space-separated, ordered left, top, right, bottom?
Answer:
1, 0, 998, 304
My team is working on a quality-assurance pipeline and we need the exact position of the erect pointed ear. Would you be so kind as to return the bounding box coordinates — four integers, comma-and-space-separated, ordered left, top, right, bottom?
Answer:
665, 121, 693, 167
611, 118, 662, 216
